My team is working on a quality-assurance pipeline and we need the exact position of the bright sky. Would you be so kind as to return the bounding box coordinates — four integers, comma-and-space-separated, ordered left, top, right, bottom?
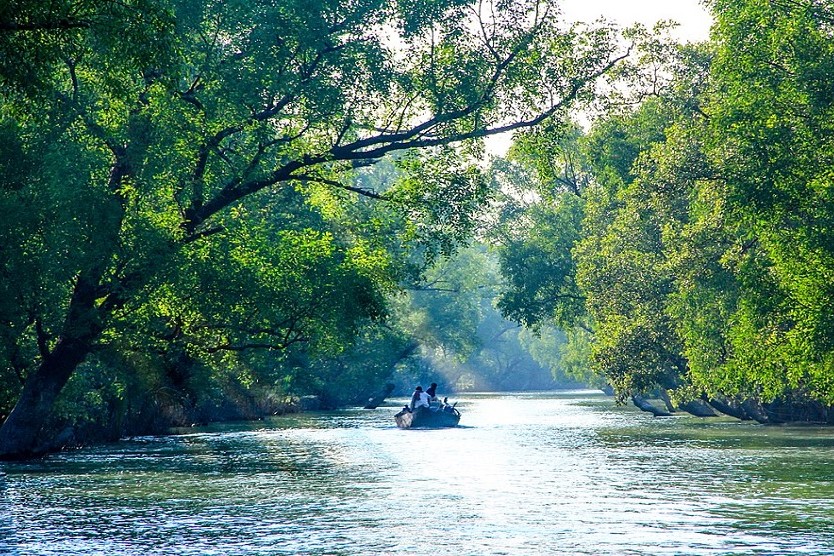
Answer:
484, 0, 712, 155
559, 0, 712, 42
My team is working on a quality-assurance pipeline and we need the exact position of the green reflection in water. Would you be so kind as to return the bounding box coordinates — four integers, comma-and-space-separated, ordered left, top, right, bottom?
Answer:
2, 392, 834, 555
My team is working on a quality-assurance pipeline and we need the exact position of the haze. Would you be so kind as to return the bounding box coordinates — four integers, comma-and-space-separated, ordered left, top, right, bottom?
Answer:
560, 0, 712, 42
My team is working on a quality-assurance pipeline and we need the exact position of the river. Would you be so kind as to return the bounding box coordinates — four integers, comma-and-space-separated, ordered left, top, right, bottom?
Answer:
2, 390, 834, 555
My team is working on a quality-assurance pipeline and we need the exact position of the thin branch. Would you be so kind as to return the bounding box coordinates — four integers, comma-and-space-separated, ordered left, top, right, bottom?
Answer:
292, 174, 389, 200
0, 19, 91, 31
183, 225, 225, 244
205, 338, 307, 353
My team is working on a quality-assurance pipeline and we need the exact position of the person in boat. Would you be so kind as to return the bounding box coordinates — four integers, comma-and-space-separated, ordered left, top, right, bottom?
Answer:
410, 386, 430, 411
426, 383, 438, 402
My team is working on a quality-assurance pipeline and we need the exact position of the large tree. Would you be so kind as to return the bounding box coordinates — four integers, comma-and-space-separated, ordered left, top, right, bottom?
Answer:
0, 0, 631, 457
677, 0, 834, 410
494, 0, 834, 421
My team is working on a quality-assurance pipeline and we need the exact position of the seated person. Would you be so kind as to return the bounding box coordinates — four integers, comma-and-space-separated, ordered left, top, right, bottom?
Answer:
410, 386, 430, 410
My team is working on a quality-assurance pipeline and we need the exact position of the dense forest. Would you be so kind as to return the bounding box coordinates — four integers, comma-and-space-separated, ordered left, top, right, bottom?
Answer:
1, 0, 833, 458
497, 0, 834, 423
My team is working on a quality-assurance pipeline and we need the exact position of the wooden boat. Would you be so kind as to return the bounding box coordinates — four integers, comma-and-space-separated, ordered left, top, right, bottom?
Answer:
394, 404, 461, 429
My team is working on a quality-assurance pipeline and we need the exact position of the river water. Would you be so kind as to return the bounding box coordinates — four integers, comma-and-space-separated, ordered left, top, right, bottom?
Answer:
2, 390, 834, 555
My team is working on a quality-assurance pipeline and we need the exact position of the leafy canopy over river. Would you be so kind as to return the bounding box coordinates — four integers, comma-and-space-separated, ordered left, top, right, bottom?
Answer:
1, 0, 834, 457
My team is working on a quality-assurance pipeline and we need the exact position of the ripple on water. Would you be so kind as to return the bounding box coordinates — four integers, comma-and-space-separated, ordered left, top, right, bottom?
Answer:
3, 391, 834, 555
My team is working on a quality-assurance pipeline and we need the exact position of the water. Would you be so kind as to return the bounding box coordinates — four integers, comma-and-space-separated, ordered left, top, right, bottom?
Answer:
2, 390, 834, 555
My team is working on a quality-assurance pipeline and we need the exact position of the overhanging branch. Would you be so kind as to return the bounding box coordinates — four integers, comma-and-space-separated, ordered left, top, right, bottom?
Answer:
0, 19, 91, 32
183, 28, 633, 237
292, 174, 389, 200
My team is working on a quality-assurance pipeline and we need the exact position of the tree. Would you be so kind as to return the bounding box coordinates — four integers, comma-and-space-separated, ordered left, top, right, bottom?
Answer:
574, 92, 705, 396
679, 0, 834, 411
575, 0, 834, 419
0, 0, 632, 457
485, 0, 834, 421
491, 42, 718, 411
390, 244, 578, 392
489, 122, 592, 328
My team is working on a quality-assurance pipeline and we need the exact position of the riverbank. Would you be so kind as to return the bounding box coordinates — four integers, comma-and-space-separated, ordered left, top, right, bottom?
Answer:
32, 388, 306, 457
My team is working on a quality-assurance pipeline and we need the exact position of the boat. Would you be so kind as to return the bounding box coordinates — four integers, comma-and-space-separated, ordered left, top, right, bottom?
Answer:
394, 403, 461, 429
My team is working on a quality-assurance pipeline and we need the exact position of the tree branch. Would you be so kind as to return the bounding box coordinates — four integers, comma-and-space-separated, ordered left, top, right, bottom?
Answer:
183, 21, 632, 238
0, 19, 91, 32
292, 174, 389, 200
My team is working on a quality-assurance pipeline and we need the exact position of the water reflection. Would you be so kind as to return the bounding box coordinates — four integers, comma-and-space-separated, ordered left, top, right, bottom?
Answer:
2, 391, 834, 555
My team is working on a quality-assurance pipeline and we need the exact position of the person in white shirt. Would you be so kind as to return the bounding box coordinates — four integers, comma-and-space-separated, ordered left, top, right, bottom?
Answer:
410, 386, 430, 411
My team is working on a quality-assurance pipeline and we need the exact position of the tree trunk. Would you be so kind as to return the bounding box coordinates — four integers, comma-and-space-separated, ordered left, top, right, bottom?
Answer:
678, 399, 718, 417
658, 389, 676, 413
0, 273, 103, 459
631, 394, 672, 417
741, 398, 770, 424
705, 396, 752, 420
0, 340, 93, 458
0, 139, 132, 459
362, 341, 418, 408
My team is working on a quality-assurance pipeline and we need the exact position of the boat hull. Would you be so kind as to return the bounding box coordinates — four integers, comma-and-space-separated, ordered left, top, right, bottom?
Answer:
394, 406, 460, 429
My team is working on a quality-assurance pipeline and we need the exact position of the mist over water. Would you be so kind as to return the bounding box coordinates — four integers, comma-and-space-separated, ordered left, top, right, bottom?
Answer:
3, 391, 834, 555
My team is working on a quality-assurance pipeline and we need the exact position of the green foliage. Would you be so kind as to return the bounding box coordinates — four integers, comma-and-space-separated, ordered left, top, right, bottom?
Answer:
698, 0, 834, 403
394, 245, 581, 391
0, 0, 647, 453
0, 0, 176, 99
490, 0, 834, 418
490, 124, 593, 331
390, 148, 492, 264
394, 246, 489, 359
276, 322, 416, 408
489, 39, 716, 401
487, 123, 606, 389
575, 100, 706, 395
520, 325, 597, 386
496, 194, 586, 329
